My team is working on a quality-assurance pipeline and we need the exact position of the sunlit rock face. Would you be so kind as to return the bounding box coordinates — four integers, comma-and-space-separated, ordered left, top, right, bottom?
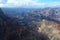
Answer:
38, 19, 60, 40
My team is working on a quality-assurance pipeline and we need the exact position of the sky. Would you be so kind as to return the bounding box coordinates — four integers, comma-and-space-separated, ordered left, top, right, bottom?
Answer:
0, 0, 60, 8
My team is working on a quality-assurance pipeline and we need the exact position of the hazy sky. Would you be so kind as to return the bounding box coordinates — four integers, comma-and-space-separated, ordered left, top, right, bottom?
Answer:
0, 0, 60, 8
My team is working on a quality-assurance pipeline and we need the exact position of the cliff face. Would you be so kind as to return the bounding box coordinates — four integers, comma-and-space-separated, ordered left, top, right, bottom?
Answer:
38, 19, 60, 40
0, 8, 27, 40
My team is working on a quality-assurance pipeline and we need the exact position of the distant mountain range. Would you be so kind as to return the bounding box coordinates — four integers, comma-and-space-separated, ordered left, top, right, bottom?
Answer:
1, 7, 60, 24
